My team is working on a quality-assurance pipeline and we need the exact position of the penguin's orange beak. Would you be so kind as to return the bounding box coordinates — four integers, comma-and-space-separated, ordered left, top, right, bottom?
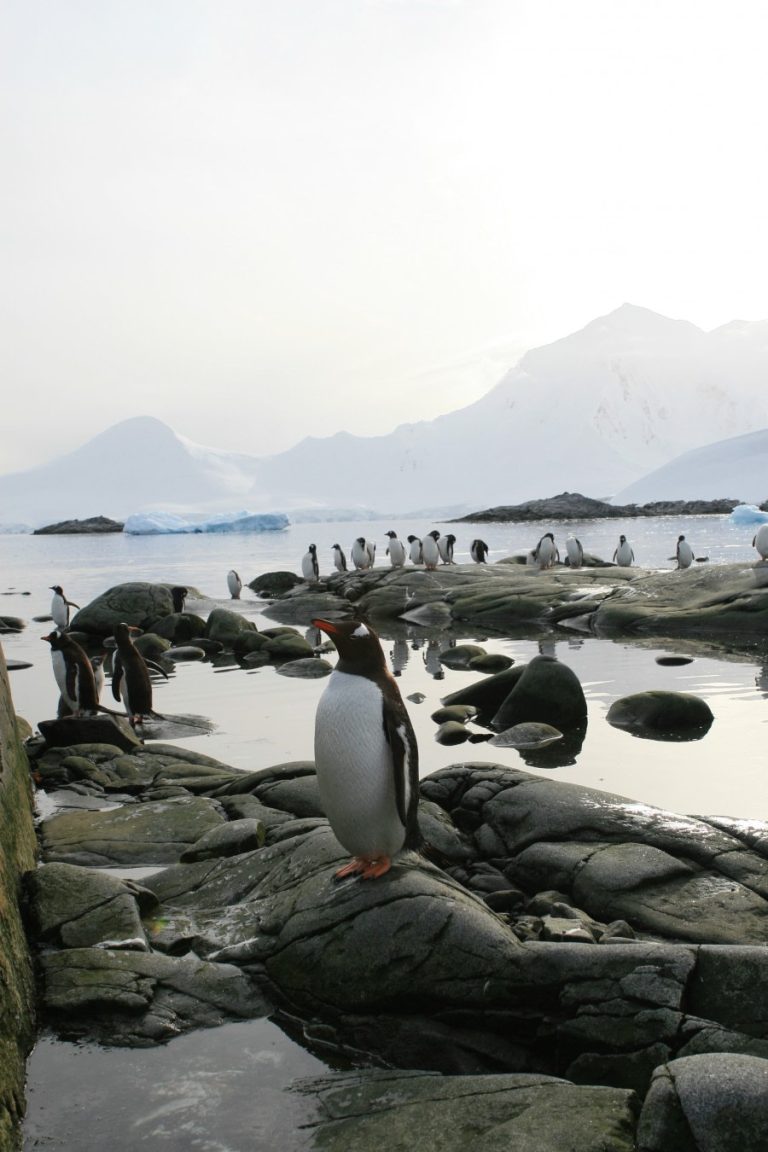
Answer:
312, 618, 337, 636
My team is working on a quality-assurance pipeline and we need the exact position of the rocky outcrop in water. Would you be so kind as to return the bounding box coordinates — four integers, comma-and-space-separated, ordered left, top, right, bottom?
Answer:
33, 516, 124, 535
453, 492, 741, 523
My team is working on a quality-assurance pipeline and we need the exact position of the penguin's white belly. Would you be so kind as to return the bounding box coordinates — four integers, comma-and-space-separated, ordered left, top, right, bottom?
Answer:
315, 671, 407, 859
51, 650, 74, 707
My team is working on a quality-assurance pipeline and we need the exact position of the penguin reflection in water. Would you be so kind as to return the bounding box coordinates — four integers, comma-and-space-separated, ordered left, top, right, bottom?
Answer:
112, 622, 168, 733
312, 617, 420, 880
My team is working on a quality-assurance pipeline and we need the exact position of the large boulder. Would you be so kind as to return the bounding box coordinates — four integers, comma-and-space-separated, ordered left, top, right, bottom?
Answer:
69, 582, 175, 635
491, 654, 588, 731
607, 691, 714, 737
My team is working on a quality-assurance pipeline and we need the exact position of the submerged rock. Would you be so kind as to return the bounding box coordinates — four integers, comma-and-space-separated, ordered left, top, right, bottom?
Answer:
607, 691, 714, 737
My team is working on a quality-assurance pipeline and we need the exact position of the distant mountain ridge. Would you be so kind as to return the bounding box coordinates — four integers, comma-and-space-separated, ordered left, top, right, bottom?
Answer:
3, 305, 768, 527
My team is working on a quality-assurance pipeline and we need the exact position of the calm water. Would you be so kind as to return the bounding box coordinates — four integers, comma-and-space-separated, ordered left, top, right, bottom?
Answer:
3, 513, 767, 818
8, 513, 768, 1150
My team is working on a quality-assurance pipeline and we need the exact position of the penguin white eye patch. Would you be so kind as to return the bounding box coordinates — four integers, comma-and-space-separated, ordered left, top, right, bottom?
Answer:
352, 624, 370, 638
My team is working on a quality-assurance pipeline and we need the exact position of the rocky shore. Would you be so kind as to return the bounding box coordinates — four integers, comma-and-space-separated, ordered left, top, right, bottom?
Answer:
9, 567, 768, 1148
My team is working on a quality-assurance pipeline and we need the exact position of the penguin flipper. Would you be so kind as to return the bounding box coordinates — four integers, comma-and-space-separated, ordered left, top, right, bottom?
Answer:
145, 659, 170, 679
112, 659, 124, 702
382, 701, 422, 848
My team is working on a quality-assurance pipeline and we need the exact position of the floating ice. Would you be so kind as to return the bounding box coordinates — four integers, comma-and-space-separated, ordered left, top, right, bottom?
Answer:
729, 504, 768, 526
123, 509, 289, 535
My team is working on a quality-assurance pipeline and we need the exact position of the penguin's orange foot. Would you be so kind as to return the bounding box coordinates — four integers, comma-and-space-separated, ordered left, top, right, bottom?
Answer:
335, 855, 392, 880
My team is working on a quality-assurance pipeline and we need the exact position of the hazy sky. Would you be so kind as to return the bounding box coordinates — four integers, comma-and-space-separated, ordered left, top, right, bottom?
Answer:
4, 0, 768, 473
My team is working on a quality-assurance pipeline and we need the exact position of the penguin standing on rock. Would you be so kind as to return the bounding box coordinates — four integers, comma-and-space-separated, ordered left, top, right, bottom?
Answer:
675, 535, 694, 570
331, 544, 348, 572
49, 585, 80, 632
112, 622, 163, 732
312, 617, 420, 879
385, 531, 406, 568
226, 571, 242, 599
351, 537, 374, 570
470, 539, 489, 563
42, 631, 100, 716
407, 535, 423, 565
533, 532, 559, 569
302, 544, 320, 582
613, 535, 635, 567
422, 530, 441, 570
438, 534, 456, 564
171, 586, 189, 613
565, 536, 584, 569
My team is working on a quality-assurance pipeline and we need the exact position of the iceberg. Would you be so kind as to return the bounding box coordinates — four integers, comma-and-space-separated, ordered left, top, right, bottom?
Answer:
123, 510, 290, 535
728, 504, 768, 526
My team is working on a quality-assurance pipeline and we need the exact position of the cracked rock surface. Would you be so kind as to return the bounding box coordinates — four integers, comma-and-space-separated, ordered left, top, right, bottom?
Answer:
27, 742, 768, 1149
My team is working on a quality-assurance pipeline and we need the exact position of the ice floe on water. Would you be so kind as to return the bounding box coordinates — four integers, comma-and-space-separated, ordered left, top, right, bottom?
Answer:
123, 510, 290, 535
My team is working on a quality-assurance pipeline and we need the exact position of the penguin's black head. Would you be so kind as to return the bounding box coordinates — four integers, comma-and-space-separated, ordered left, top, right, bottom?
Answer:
50, 585, 63, 595
429, 530, 440, 540
356, 537, 366, 546
619, 535, 626, 543
312, 617, 386, 675
407, 535, 417, 543
385, 530, 396, 538
678, 535, 685, 542
42, 631, 62, 647
309, 543, 316, 552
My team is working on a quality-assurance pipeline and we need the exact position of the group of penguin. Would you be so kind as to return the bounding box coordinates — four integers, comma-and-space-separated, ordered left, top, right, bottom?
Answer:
301, 532, 490, 580
42, 585, 164, 733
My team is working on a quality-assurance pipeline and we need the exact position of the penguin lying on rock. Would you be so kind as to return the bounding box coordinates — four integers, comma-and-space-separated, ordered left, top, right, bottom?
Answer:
312, 617, 421, 880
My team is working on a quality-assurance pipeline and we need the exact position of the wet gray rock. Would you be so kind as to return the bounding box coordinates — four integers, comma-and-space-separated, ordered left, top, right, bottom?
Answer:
438, 644, 486, 669
181, 817, 267, 862
40, 794, 226, 866
27, 861, 156, 950
296, 1068, 637, 1152
638, 1053, 768, 1152
435, 721, 471, 745
275, 657, 333, 678
421, 764, 768, 945
491, 654, 588, 731
607, 691, 714, 737
204, 607, 258, 644
40, 946, 268, 1045
489, 722, 563, 749
70, 582, 176, 635
149, 613, 208, 642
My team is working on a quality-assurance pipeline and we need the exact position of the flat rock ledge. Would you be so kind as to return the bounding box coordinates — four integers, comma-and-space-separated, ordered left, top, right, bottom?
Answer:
258, 561, 768, 643
26, 742, 768, 1151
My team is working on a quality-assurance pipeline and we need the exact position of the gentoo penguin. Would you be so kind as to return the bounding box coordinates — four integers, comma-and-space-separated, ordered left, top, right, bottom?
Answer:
437, 533, 456, 564
533, 532, 559, 569
49, 585, 80, 631
351, 537, 373, 570
422, 530, 441, 570
111, 622, 157, 730
470, 539, 488, 563
753, 524, 768, 560
407, 535, 423, 565
227, 570, 242, 599
42, 631, 99, 716
171, 586, 188, 613
331, 544, 348, 572
565, 535, 584, 569
613, 534, 634, 566
312, 617, 420, 879
675, 535, 694, 570
384, 531, 407, 568
301, 544, 320, 582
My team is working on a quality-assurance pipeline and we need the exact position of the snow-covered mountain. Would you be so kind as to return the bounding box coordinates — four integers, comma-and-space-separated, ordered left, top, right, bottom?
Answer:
0, 416, 263, 528
245, 305, 768, 511
614, 428, 768, 505
4, 305, 768, 528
